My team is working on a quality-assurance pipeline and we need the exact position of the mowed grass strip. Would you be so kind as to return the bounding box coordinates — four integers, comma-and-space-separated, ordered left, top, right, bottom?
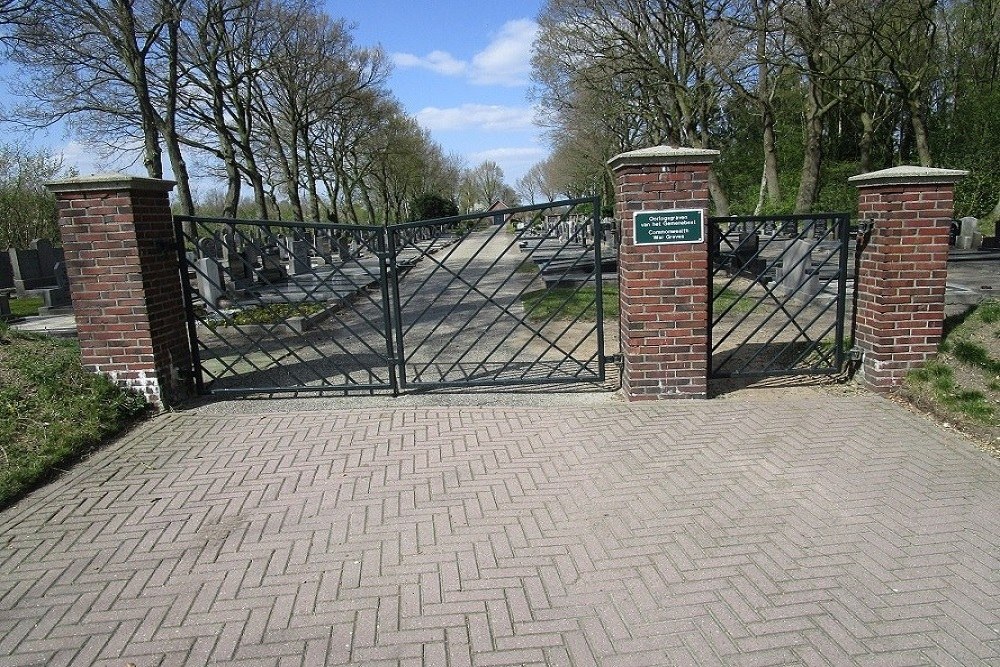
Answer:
0, 326, 149, 509
521, 285, 619, 321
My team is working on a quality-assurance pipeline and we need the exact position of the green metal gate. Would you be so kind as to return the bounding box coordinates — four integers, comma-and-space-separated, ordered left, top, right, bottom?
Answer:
708, 213, 852, 379
175, 198, 614, 395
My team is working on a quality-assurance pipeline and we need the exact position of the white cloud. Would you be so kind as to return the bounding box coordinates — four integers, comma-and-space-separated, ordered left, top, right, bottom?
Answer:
57, 140, 140, 176
470, 19, 538, 87
469, 146, 548, 183
469, 147, 547, 163
416, 104, 536, 132
392, 50, 467, 77
392, 19, 539, 88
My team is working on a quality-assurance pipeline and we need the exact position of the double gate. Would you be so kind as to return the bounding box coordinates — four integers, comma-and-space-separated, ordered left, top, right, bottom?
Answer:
708, 213, 853, 379
175, 199, 613, 395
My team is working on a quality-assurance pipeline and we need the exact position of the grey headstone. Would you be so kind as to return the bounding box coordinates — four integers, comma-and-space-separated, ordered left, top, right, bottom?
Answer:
198, 236, 220, 259
277, 235, 291, 261
287, 239, 311, 275
956, 217, 982, 250
196, 257, 224, 307
260, 252, 287, 283
54, 261, 70, 291
775, 239, 818, 297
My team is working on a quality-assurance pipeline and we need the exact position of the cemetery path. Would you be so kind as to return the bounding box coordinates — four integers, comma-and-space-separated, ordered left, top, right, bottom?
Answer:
1, 391, 998, 666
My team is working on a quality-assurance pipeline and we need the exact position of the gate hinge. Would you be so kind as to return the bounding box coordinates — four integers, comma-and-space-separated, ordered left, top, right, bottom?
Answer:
603, 353, 623, 364
848, 347, 864, 362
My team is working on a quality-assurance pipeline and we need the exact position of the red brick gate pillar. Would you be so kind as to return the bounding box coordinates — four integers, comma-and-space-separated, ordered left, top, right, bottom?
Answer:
609, 146, 719, 400
46, 174, 194, 407
848, 166, 967, 392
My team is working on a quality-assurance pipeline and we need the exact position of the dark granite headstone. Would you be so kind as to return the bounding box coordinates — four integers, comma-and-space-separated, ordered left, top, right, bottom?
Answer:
0, 253, 13, 291
32, 239, 57, 282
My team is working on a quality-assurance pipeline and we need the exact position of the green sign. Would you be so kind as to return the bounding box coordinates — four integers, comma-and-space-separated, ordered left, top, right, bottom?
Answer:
634, 209, 704, 245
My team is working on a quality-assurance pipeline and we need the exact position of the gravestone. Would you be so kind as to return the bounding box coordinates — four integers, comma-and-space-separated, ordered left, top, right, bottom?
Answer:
0, 253, 13, 291
316, 231, 333, 260
287, 239, 311, 275
260, 251, 286, 283
33, 239, 57, 281
955, 216, 983, 250
196, 256, 224, 307
39, 261, 73, 312
774, 239, 819, 298
198, 236, 220, 259
222, 230, 253, 292
0, 293, 8, 319
9, 247, 42, 294
277, 235, 291, 261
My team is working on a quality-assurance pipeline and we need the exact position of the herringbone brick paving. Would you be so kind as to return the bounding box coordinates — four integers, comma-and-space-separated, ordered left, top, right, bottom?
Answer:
0, 396, 998, 666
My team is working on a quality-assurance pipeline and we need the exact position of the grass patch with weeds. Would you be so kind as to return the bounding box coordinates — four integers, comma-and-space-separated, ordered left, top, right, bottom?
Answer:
205, 302, 328, 329
0, 326, 149, 509
713, 286, 756, 314
521, 286, 619, 321
7, 296, 43, 318
904, 299, 1000, 450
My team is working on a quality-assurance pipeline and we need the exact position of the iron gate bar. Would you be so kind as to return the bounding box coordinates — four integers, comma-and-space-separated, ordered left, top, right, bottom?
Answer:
711, 215, 847, 376
451, 223, 602, 383
176, 197, 611, 395
713, 227, 839, 356
423, 209, 602, 383
198, 222, 393, 390
399, 219, 596, 384
708, 213, 851, 379
175, 215, 398, 394
389, 198, 605, 388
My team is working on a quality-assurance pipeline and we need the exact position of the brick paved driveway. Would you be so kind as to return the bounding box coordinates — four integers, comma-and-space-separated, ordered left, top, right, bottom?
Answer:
1, 395, 998, 666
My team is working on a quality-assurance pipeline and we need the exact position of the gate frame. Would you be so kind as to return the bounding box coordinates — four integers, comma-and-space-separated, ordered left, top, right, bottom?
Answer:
706, 212, 852, 380
45, 163, 964, 406
174, 198, 610, 396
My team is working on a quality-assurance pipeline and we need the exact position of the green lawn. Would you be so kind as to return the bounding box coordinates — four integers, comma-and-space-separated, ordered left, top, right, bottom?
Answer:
8, 296, 43, 318
521, 285, 619, 321
0, 326, 149, 509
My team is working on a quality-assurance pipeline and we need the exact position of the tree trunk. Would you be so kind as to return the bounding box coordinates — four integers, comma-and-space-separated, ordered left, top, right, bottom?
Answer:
795, 87, 824, 214
761, 109, 781, 205
708, 169, 729, 217
907, 96, 933, 167
859, 110, 874, 173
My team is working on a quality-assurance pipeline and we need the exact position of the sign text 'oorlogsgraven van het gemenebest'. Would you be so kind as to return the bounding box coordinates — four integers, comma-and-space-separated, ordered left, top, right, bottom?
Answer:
633, 209, 704, 245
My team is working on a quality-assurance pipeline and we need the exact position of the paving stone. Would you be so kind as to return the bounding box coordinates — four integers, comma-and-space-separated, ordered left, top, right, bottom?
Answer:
0, 396, 998, 665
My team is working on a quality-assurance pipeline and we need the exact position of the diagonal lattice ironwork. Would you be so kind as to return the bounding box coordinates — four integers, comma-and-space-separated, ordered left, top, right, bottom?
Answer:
708, 213, 852, 379
388, 198, 609, 388
175, 216, 398, 394
174, 198, 614, 395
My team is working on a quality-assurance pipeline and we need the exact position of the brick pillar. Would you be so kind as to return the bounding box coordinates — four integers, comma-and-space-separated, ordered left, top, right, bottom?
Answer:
609, 146, 719, 400
46, 174, 194, 407
848, 166, 967, 391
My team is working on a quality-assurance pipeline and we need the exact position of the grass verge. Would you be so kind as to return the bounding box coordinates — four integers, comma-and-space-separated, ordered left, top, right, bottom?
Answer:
0, 326, 150, 509
713, 285, 756, 314
902, 300, 1000, 451
521, 286, 619, 321
8, 296, 43, 318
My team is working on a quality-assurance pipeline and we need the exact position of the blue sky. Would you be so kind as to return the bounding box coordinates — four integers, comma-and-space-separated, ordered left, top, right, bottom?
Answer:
334, 1, 546, 184
1, 0, 547, 189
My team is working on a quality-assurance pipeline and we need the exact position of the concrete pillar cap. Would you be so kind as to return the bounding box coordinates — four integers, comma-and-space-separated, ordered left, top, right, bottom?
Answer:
46, 173, 177, 194
608, 145, 720, 171
848, 166, 968, 187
